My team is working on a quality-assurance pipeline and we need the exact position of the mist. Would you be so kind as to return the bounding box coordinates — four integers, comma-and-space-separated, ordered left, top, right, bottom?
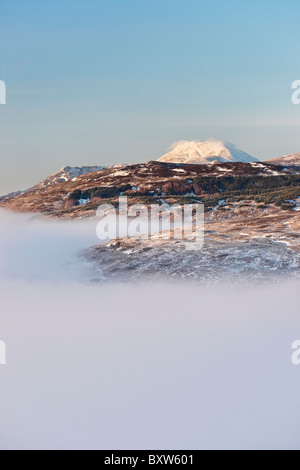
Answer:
0, 210, 99, 283
0, 211, 300, 450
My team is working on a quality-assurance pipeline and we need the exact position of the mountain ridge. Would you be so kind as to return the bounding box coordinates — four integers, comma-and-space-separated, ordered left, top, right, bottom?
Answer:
266, 153, 300, 167
0, 160, 298, 217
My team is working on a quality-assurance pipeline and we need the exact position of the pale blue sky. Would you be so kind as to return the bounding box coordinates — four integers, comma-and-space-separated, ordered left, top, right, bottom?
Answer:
1, 0, 300, 193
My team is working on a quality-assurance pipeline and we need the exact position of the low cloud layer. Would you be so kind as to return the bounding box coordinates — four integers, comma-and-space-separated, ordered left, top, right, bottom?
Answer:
0, 211, 299, 449
0, 210, 99, 283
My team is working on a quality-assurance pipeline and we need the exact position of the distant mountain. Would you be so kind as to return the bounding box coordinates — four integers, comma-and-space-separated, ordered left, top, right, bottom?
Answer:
32, 165, 107, 189
266, 153, 300, 167
157, 139, 258, 164
0, 166, 107, 201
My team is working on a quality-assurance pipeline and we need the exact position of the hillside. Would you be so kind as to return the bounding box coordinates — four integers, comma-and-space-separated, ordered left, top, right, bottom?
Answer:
0, 160, 299, 218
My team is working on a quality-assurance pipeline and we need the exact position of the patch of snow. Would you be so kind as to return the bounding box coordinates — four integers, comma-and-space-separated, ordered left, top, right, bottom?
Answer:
211, 199, 226, 211
78, 198, 90, 206
110, 171, 130, 177
215, 167, 232, 172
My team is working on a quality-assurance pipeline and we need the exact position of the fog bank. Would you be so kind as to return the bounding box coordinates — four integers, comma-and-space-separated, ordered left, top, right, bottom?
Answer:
0, 211, 299, 449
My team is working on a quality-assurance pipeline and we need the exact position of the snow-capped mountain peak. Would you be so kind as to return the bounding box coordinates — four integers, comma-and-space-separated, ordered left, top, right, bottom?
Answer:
157, 139, 258, 164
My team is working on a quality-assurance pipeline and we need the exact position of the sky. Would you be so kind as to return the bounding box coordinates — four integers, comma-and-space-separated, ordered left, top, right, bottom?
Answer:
1, 0, 300, 193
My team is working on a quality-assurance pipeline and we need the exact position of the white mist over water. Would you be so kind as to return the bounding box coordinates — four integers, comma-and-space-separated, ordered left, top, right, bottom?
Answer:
0, 211, 300, 450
